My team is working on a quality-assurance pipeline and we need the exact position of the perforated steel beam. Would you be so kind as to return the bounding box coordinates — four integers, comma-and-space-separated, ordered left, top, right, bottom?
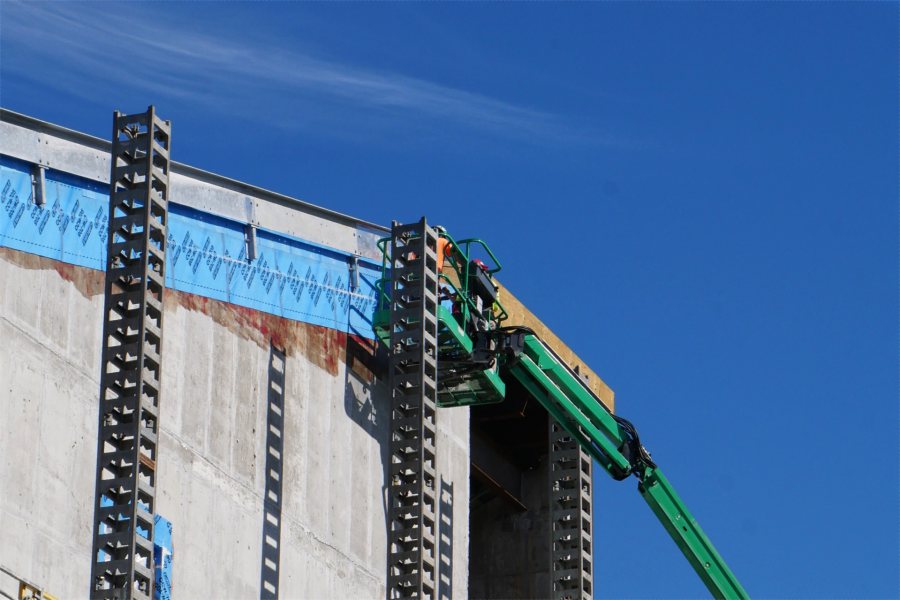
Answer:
549, 420, 593, 600
89, 107, 171, 600
387, 218, 439, 599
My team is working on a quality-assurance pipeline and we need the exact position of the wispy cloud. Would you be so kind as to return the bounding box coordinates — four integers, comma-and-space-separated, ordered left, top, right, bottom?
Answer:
0, 2, 602, 144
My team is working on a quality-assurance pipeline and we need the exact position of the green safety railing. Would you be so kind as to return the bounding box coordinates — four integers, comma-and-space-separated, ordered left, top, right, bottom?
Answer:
375, 230, 509, 332
375, 224, 749, 597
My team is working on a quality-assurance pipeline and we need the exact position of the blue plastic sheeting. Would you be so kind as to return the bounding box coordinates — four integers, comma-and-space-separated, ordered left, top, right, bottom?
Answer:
0, 155, 382, 339
154, 515, 173, 600
0, 155, 108, 270
166, 205, 382, 339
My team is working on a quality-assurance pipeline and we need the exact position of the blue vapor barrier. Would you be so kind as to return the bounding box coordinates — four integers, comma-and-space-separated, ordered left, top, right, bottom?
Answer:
165, 206, 382, 338
0, 155, 384, 339
0, 155, 108, 270
154, 515, 173, 600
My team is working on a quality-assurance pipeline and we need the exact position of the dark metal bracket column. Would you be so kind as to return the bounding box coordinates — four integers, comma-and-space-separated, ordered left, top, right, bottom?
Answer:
387, 218, 439, 599
89, 107, 171, 600
549, 419, 593, 600
260, 345, 286, 599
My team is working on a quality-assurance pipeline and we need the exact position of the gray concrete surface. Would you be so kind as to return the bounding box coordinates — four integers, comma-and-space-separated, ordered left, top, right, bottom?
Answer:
0, 110, 387, 262
0, 109, 598, 599
0, 248, 470, 598
469, 459, 552, 599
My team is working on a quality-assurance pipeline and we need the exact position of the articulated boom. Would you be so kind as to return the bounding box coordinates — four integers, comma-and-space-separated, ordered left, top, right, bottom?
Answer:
503, 332, 748, 599
374, 219, 749, 600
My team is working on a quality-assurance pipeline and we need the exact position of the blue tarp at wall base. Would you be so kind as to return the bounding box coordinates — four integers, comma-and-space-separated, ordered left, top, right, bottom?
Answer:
0, 155, 382, 339
154, 515, 173, 600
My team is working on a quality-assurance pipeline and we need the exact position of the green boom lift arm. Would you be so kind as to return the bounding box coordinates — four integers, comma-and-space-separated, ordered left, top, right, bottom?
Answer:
495, 329, 749, 599
374, 222, 749, 598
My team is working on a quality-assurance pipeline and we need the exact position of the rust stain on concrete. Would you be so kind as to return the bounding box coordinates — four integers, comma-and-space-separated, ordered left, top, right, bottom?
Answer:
1, 247, 348, 376
164, 289, 347, 377
346, 333, 381, 384
0, 247, 105, 299
1, 247, 603, 407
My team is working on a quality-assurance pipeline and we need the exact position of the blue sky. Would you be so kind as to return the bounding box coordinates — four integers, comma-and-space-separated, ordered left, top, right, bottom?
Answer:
2, 2, 897, 598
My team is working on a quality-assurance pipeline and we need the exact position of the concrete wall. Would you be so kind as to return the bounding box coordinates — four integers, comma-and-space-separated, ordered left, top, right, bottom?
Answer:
469, 459, 552, 599
1, 108, 615, 599
0, 109, 386, 262
0, 108, 470, 598
0, 247, 469, 598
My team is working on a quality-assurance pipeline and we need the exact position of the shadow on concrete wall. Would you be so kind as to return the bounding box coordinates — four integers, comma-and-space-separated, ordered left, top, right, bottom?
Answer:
342, 331, 389, 491
345, 309, 454, 598
343, 328, 393, 597
343, 319, 387, 437
345, 327, 452, 599
260, 343, 286, 599
438, 477, 454, 600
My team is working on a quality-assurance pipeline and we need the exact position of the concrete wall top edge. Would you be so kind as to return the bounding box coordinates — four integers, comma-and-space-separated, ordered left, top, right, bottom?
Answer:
0, 106, 615, 408
0, 109, 388, 261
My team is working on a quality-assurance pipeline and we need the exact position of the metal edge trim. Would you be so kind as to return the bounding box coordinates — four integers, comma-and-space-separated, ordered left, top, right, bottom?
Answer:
0, 107, 390, 234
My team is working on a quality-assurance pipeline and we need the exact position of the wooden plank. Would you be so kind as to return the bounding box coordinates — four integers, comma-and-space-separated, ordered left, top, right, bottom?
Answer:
496, 282, 615, 412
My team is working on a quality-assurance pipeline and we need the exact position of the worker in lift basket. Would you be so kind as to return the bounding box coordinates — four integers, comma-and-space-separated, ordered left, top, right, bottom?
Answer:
433, 225, 454, 274
433, 225, 460, 323
403, 225, 454, 272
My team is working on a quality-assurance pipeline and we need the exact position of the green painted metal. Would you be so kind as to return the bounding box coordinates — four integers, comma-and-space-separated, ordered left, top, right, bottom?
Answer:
508, 334, 749, 600
451, 237, 503, 274
375, 299, 473, 353
437, 305, 471, 353
436, 232, 508, 326
372, 308, 390, 347
638, 468, 749, 600
437, 363, 505, 407
373, 227, 509, 409
374, 232, 509, 333
375, 223, 748, 598
509, 357, 632, 478
434, 303, 506, 408
520, 337, 629, 466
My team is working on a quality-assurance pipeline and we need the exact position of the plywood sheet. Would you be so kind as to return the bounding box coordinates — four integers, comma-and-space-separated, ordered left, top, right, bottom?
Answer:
496, 282, 615, 412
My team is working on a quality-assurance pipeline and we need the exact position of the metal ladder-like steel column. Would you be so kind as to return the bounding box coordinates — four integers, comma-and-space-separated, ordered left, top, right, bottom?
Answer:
387, 218, 439, 599
549, 420, 593, 600
89, 107, 171, 600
